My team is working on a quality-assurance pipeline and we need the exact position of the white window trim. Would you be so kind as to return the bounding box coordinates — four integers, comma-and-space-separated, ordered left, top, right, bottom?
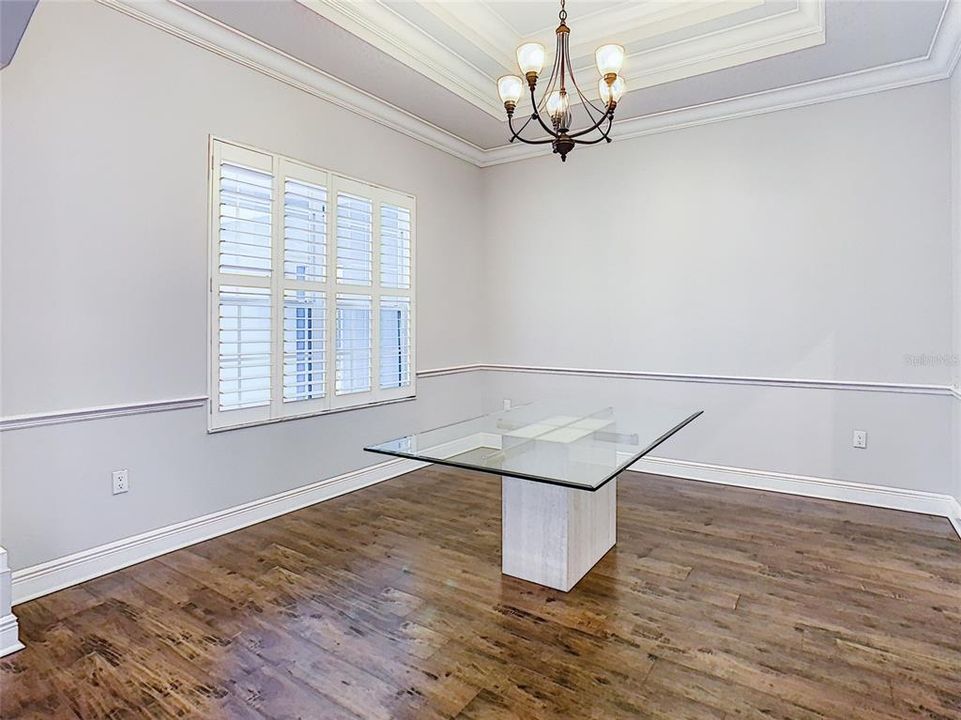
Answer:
208, 137, 416, 432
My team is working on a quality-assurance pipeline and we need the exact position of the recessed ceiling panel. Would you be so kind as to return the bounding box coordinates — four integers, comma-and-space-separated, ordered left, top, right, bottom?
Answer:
179, 0, 950, 150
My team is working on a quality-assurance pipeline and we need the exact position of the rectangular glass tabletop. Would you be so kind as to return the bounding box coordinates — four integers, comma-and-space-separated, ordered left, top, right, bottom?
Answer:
365, 401, 703, 491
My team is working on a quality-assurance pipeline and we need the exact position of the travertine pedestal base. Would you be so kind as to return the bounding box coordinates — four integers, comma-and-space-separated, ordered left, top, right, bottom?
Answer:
501, 476, 616, 592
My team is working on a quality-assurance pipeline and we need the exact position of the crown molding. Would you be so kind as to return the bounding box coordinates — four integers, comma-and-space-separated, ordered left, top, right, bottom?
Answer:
617, 0, 823, 93
295, 0, 503, 118
296, 0, 822, 119
100, 0, 960, 169
427, 0, 767, 73
523, 0, 765, 59
98, 0, 488, 166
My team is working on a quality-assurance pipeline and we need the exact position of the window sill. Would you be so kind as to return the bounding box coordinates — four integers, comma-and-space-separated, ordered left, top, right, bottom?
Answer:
207, 394, 416, 434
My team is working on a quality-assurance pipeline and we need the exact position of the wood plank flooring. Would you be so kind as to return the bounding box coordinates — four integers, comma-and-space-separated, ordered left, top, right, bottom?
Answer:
2, 467, 960, 719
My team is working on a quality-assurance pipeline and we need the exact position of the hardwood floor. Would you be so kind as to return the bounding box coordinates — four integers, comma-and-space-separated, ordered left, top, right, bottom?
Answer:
2, 467, 960, 719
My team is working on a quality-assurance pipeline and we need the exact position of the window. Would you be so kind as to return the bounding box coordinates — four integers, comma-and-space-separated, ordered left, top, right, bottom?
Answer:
209, 140, 415, 430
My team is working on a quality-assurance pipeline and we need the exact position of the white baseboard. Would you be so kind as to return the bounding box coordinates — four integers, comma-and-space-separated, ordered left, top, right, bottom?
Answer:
0, 548, 23, 656
0, 614, 25, 657
11, 457, 423, 606
630, 455, 961, 539
948, 498, 961, 539
11, 450, 960, 606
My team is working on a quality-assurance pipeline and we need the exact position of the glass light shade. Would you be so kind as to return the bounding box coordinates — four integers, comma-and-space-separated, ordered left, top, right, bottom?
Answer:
595, 44, 625, 77
516, 42, 546, 75
598, 76, 626, 105
497, 75, 524, 105
546, 90, 569, 121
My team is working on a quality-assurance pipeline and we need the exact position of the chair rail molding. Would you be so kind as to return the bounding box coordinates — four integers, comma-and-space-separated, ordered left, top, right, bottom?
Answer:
97, 0, 961, 168
418, 363, 956, 396
1, 364, 952, 432
0, 396, 208, 432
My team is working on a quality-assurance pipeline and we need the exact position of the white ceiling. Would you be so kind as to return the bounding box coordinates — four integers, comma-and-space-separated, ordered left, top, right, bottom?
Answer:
176, 0, 951, 152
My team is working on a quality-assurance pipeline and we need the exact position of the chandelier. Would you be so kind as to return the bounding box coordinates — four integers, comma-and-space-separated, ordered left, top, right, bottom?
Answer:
496, 0, 626, 162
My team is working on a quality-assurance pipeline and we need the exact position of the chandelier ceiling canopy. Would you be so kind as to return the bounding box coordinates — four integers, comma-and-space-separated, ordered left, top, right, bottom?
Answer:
496, 0, 626, 162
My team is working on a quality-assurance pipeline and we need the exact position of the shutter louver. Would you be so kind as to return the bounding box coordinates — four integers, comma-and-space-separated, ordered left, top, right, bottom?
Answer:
380, 297, 411, 389
336, 193, 372, 285
283, 290, 326, 402
335, 294, 372, 394
380, 204, 411, 289
219, 163, 272, 276
284, 179, 327, 282
218, 286, 271, 410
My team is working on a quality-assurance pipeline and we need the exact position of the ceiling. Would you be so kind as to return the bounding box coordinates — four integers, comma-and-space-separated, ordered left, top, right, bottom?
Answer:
113, 0, 959, 163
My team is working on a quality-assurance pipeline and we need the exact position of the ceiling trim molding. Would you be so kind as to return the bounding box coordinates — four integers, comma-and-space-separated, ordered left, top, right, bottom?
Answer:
617, 0, 823, 92
296, 0, 824, 119
480, 0, 961, 167
523, 0, 766, 58
295, 0, 502, 118
100, 0, 961, 170
97, 0, 487, 165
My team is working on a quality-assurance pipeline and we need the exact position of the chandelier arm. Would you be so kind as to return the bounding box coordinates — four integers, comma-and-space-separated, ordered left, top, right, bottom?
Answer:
562, 29, 607, 124
574, 115, 614, 143
567, 110, 614, 140
508, 114, 554, 144
508, 111, 536, 141
568, 60, 608, 121
510, 135, 558, 146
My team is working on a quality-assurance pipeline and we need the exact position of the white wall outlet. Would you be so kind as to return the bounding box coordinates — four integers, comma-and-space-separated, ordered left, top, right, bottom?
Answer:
503, 398, 512, 410
112, 469, 129, 494
852, 430, 867, 449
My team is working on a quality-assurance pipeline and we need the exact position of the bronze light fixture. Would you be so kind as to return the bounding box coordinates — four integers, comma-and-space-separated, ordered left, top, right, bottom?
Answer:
496, 0, 626, 162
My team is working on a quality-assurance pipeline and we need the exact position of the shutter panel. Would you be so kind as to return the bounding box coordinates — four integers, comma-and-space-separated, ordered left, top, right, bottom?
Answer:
283, 290, 326, 402
336, 192, 372, 285
210, 141, 414, 429
219, 163, 272, 276
218, 286, 271, 410
379, 297, 411, 389
380, 204, 411, 289
335, 294, 372, 394
284, 179, 327, 282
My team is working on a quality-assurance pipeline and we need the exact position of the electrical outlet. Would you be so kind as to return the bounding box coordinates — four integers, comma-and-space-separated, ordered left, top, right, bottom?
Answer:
852, 430, 867, 449
503, 398, 512, 411
112, 469, 129, 494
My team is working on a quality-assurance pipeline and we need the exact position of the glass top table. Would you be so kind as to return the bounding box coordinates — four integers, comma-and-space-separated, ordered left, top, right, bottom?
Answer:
365, 401, 702, 592
365, 401, 703, 491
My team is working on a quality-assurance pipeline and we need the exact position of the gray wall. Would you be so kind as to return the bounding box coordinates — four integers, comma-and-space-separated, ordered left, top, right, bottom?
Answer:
1, 1, 958, 575
0, 1, 486, 569
481, 81, 956, 496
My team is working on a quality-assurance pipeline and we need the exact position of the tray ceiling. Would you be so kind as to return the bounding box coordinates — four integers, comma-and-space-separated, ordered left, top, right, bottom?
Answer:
131, 0, 957, 160
295, 0, 826, 118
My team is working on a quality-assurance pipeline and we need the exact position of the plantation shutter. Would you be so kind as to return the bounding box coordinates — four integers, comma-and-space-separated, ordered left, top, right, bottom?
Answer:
210, 144, 274, 428
210, 140, 415, 430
